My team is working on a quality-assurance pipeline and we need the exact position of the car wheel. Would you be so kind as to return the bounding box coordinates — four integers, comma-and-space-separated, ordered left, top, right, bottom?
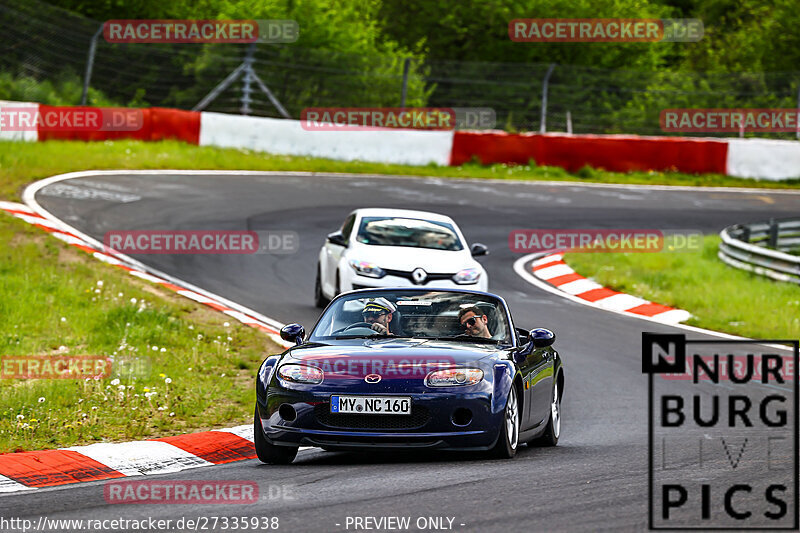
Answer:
314, 265, 329, 308
490, 385, 520, 459
531, 378, 561, 447
253, 406, 298, 464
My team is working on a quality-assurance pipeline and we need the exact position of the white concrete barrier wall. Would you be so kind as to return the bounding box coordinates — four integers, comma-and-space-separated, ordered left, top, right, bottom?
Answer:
199, 112, 455, 166
0, 101, 39, 142
726, 138, 800, 181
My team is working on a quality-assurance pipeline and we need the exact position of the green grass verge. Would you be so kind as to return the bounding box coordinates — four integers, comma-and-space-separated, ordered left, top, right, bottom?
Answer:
563, 235, 800, 340
0, 214, 283, 453
2, 139, 800, 203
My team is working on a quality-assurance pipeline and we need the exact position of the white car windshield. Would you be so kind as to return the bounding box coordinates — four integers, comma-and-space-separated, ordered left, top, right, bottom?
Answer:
355, 217, 464, 251
310, 290, 511, 343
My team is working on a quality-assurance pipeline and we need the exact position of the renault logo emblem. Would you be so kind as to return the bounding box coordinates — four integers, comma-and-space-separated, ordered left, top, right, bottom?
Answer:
365, 374, 381, 384
411, 268, 427, 285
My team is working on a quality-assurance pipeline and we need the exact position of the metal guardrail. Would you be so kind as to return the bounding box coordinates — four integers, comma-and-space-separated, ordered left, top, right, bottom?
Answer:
718, 218, 800, 284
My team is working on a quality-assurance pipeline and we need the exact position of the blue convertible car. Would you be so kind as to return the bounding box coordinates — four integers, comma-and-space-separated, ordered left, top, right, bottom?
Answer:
254, 288, 564, 464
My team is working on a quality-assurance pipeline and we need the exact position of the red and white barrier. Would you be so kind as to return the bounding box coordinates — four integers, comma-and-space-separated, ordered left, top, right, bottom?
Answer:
4, 101, 800, 180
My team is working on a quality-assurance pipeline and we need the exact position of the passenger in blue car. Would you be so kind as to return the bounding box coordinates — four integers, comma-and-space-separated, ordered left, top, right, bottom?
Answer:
361, 297, 397, 335
458, 306, 492, 338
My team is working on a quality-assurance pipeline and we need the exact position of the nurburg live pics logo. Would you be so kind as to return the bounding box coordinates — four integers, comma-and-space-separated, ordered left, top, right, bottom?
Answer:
642, 333, 799, 530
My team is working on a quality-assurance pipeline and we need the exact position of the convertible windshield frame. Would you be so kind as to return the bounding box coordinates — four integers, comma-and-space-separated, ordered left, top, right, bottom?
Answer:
308, 288, 516, 345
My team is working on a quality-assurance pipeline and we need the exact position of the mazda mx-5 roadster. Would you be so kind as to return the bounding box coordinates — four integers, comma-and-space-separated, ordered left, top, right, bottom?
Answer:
254, 288, 564, 464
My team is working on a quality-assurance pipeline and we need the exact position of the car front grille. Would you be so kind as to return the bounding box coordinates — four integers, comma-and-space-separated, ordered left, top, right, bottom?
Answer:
383, 269, 455, 285
314, 403, 431, 430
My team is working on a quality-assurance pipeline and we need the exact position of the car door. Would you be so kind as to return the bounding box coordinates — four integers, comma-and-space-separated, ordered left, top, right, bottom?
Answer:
518, 337, 554, 430
324, 213, 355, 295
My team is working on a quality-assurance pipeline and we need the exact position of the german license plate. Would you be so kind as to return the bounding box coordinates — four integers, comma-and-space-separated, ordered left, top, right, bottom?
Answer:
330, 395, 411, 415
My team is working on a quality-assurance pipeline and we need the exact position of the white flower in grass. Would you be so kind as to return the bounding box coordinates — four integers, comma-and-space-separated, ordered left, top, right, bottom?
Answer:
160, 347, 166, 353
96, 281, 104, 287
164, 377, 172, 384
188, 325, 194, 330
60, 317, 66, 323
152, 346, 158, 351
220, 373, 226, 378
38, 397, 45, 403
118, 292, 124, 298
58, 346, 67, 353
169, 412, 175, 417
91, 406, 98, 411
158, 406, 166, 411
130, 298, 137, 304
223, 322, 230, 327
187, 367, 192, 371
227, 337, 232, 342
15, 414, 23, 420
110, 378, 120, 386
78, 399, 84, 403
197, 334, 203, 340
94, 289, 101, 294
117, 385, 126, 391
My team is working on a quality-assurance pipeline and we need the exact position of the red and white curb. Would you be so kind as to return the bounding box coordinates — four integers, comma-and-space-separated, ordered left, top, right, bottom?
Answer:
530, 252, 692, 324
0, 198, 297, 493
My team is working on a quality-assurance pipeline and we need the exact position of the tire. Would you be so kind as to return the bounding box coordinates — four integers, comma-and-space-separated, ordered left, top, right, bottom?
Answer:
489, 385, 520, 459
314, 265, 329, 308
253, 406, 298, 465
531, 377, 561, 447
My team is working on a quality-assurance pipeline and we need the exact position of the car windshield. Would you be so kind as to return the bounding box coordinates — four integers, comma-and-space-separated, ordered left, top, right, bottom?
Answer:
355, 216, 464, 251
310, 290, 512, 343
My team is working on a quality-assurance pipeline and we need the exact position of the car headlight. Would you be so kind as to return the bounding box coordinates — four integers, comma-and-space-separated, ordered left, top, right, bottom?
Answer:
425, 368, 484, 387
452, 267, 481, 285
278, 364, 324, 384
349, 259, 386, 278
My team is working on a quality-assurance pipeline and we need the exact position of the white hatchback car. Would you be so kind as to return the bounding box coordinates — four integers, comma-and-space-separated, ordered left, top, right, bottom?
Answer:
315, 208, 489, 307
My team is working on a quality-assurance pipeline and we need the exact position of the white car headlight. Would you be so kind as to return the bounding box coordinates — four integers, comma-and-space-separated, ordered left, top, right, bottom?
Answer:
349, 259, 386, 278
452, 267, 481, 285
425, 368, 484, 387
278, 364, 324, 384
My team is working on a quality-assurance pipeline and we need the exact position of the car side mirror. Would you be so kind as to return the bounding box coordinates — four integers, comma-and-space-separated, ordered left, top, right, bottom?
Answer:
327, 231, 346, 247
470, 243, 488, 257
280, 324, 305, 345
530, 328, 555, 348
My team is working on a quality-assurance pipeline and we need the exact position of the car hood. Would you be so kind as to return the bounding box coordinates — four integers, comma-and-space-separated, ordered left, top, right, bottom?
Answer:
282, 338, 504, 378
347, 244, 477, 273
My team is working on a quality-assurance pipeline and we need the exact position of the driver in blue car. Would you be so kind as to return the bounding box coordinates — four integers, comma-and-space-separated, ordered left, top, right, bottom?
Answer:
361, 297, 397, 335
458, 306, 492, 338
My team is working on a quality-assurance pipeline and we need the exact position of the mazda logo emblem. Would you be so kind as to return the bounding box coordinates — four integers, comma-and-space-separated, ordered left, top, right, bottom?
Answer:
365, 374, 381, 384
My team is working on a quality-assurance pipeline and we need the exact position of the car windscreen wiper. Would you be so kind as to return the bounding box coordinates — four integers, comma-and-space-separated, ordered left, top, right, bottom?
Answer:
423, 336, 502, 344
333, 334, 414, 339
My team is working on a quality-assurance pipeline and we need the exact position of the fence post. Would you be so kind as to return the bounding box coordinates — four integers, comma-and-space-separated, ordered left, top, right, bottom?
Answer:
566, 110, 572, 134
796, 83, 800, 140
768, 218, 779, 248
240, 43, 256, 115
539, 63, 556, 133
400, 57, 411, 108
80, 24, 104, 106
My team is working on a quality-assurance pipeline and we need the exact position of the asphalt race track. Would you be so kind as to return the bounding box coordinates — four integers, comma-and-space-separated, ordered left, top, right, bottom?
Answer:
3, 172, 799, 532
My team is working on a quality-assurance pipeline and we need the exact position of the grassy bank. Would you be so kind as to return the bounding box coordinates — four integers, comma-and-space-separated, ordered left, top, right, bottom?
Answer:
0, 213, 283, 453
564, 236, 800, 340
2, 139, 800, 203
